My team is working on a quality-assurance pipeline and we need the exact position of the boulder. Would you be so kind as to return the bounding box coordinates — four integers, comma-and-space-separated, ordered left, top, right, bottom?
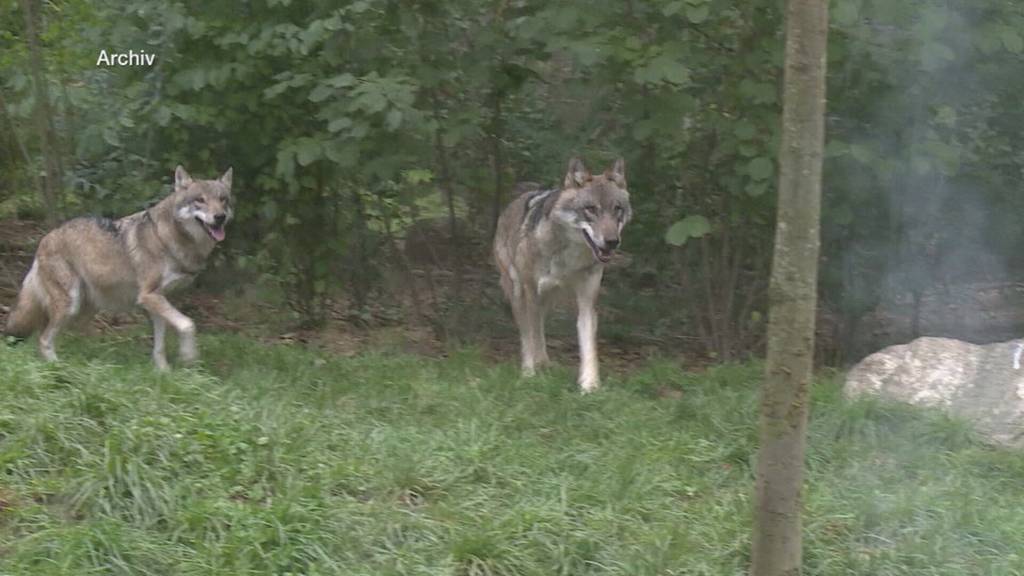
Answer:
845, 336, 1024, 446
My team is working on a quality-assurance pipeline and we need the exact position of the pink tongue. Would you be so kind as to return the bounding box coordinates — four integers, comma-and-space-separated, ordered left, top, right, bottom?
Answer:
211, 227, 226, 242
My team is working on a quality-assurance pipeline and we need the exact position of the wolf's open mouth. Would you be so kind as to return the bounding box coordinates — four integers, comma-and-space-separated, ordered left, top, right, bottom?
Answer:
198, 218, 226, 242
581, 229, 613, 263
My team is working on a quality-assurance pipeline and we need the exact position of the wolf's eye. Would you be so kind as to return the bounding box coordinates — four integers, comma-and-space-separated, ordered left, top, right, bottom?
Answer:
194, 197, 206, 205
583, 204, 598, 215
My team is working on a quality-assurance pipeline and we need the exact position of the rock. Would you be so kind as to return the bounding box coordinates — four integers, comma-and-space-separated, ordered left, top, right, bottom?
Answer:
845, 336, 1024, 446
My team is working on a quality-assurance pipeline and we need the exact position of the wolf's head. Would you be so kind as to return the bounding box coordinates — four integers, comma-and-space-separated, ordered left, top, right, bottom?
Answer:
173, 166, 234, 242
552, 157, 632, 263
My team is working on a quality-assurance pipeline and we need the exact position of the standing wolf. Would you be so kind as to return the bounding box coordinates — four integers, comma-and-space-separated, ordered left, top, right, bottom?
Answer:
494, 157, 631, 392
4, 166, 233, 369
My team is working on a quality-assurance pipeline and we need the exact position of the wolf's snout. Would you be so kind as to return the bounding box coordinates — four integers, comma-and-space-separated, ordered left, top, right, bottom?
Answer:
213, 214, 227, 226
604, 238, 620, 250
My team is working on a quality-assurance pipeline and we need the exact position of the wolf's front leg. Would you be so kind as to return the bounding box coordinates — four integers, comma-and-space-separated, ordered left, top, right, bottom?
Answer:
575, 269, 604, 393
139, 292, 198, 366
533, 299, 550, 368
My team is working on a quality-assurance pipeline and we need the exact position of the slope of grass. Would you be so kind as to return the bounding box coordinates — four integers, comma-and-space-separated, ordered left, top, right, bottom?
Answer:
2, 332, 1024, 575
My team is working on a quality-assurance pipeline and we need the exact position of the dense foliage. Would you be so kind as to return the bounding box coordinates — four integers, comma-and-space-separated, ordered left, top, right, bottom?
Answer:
2, 0, 1024, 359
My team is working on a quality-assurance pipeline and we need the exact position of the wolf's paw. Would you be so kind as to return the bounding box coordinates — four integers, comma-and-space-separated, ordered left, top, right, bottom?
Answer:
179, 342, 199, 365
578, 377, 600, 394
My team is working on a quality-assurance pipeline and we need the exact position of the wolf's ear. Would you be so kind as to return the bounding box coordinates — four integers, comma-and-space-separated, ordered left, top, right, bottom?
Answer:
607, 158, 626, 187
563, 157, 591, 189
175, 165, 193, 190
220, 167, 233, 189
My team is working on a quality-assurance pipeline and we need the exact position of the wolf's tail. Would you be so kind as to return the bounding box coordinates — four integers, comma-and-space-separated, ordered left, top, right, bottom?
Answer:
5, 262, 46, 340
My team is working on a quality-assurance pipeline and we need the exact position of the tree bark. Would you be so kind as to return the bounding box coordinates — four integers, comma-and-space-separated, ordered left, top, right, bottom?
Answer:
750, 1, 828, 575
19, 0, 63, 226
488, 89, 505, 237
0, 90, 41, 198
432, 96, 463, 301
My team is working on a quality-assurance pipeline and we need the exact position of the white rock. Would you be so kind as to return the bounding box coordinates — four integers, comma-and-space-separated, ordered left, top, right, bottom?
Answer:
846, 337, 1024, 446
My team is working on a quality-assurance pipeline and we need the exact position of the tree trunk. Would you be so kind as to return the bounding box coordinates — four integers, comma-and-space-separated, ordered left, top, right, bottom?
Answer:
19, 0, 63, 226
348, 187, 370, 310
488, 89, 505, 237
432, 96, 463, 300
750, 1, 828, 575
0, 91, 41, 198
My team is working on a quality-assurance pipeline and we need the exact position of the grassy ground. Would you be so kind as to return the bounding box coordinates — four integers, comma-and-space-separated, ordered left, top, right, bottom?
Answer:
2, 331, 1024, 575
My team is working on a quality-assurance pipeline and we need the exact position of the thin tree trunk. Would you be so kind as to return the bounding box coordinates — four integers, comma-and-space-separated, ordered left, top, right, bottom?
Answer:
432, 96, 463, 300
349, 187, 370, 309
488, 89, 505, 237
0, 91, 41, 197
750, 0, 828, 574
19, 0, 63, 226
698, 236, 717, 354
58, 65, 77, 161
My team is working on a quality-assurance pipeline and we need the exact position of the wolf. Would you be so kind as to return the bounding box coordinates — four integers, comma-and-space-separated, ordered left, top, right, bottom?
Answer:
493, 157, 631, 392
4, 166, 234, 369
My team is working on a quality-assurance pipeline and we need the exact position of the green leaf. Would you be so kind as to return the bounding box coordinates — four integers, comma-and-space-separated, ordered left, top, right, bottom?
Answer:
275, 147, 295, 180
747, 157, 774, 181
738, 143, 761, 158
385, 109, 403, 131
326, 73, 356, 88
403, 169, 434, 184
976, 25, 1003, 55
173, 69, 207, 91
832, 0, 860, 27
634, 54, 690, 86
686, 5, 709, 24
295, 138, 322, 166
734, 121, 756, 141
1000, 28, 1023, 54
308, 84, 333, 102
745, 181, 769, 197
102, 127, 121, 147
662, 1, 685, 16
264, 81, 291, 99
154, 106, 172, 127
665, 215, 712, 246
324, 141, 358, 167
739, 79, 777, 104
327, 117, 352, 133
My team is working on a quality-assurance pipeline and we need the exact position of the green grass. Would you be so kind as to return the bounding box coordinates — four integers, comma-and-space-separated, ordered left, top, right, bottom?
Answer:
3, 332, 1024, 575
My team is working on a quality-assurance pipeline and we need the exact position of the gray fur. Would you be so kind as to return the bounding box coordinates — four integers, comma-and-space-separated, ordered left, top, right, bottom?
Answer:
4, 166, 234, 369
493, 157, 632, 392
